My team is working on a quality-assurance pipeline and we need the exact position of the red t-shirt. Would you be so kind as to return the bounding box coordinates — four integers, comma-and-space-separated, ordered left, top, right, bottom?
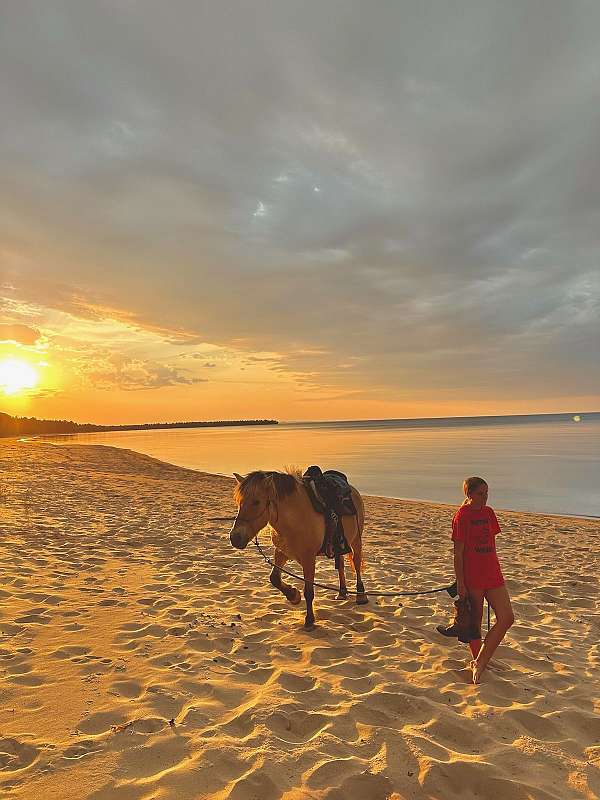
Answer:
451, 505, 504, 590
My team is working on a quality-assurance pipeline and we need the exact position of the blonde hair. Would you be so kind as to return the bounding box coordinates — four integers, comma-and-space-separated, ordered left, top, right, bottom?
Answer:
461, 476, 487, 506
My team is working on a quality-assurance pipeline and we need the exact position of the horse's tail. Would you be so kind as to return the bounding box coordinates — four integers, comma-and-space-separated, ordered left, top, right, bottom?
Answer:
353, 486, 366, 571
346, 509, 366, 573
346, 548, 366, 573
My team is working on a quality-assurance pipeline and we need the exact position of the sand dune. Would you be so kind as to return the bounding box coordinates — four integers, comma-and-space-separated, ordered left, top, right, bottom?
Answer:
0, 439, 598, 799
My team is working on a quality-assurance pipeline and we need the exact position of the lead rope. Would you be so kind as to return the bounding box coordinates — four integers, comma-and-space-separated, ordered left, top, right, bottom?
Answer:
213, 513, 458, 598
253, 531, 457, 598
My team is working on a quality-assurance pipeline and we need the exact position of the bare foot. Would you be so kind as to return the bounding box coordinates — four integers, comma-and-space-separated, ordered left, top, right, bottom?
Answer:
470, 659, 484, 685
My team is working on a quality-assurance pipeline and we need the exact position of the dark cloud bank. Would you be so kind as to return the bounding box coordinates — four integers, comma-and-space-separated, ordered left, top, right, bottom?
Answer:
1, 1, 598, 406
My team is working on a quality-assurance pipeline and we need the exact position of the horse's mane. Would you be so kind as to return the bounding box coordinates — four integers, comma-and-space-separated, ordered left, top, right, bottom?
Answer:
234, 467, 301, 504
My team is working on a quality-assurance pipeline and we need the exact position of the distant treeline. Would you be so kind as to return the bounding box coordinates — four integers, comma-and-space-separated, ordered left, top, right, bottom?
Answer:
0, 411, 278, 437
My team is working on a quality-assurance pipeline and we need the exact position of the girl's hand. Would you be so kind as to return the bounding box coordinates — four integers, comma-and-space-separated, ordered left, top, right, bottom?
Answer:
457, 582, 467, 600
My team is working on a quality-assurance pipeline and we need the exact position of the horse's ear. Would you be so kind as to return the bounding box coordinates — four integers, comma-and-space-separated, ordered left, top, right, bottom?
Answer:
233, 472, 244, 484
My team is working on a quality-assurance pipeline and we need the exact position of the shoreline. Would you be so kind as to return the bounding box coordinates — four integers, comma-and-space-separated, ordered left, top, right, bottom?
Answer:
1, 438, 599, 799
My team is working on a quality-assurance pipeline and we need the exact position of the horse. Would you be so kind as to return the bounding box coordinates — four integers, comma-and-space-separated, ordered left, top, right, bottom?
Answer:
229, 469, 368, 630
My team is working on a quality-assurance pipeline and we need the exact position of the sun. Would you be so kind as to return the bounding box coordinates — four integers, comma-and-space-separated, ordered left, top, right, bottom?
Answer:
0, 358, 40, 396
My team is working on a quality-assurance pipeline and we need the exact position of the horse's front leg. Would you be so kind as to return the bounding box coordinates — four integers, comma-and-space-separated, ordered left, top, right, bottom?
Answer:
269, 548, 301, 605
352, 540, 369, 605
335, 554, 347, 600
302, 558, 316, 630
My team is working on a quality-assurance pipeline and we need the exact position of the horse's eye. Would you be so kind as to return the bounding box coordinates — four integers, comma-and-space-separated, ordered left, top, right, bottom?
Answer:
253, 499, 260, 506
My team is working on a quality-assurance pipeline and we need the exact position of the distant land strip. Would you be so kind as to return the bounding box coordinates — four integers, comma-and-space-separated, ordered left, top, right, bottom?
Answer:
0, 412, 278, 437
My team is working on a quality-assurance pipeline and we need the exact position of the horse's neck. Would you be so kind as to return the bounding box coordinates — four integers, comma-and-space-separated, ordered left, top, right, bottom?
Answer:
270, 481, 307, 535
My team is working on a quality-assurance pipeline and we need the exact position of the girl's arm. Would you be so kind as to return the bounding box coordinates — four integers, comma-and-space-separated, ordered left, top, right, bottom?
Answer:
453, 540, 466, 598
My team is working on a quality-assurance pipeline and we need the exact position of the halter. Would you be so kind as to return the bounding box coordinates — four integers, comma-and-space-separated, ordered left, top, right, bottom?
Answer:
235, 499, 272, 524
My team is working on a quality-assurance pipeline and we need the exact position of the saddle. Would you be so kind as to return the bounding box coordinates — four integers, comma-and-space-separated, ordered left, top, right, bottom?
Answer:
302, 466, 355, 560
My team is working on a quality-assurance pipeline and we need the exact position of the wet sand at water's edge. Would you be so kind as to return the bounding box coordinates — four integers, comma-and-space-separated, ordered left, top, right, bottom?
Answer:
0, 439, 599, 799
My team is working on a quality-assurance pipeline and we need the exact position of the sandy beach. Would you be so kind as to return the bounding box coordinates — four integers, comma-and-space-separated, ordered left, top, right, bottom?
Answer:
0, 439, 599, 800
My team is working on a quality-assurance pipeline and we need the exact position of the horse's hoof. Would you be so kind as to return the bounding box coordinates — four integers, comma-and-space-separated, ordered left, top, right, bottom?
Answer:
304, 622, 316, 632
335, 590, 348, 600
356, 593, 369, 605
288, 588, 302, 605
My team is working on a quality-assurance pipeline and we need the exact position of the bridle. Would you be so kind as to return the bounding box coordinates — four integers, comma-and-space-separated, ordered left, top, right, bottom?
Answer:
234, 498, 274, 525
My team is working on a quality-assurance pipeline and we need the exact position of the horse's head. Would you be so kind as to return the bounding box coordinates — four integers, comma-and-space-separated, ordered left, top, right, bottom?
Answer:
229, 471, 275, 549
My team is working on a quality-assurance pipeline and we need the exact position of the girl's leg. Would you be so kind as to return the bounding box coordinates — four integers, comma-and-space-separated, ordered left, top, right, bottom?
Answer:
473, 585, 514, 683
467, 589, 485, 660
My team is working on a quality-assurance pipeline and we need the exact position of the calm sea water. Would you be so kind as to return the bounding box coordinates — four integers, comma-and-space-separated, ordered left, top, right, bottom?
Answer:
49, 413, 600, 517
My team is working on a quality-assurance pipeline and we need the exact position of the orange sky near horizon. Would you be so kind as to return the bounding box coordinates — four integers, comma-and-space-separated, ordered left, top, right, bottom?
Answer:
1, 332, 597, 425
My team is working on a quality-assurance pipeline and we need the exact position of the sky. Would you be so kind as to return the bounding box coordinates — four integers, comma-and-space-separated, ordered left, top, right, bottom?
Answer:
1, 0, 599, 423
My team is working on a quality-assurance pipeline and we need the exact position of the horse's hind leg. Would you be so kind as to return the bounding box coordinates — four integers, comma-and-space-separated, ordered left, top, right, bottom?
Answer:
335, 554, 348, 600
270, 548, 301, 605
302, 558, 316, 630
352, 539, 368, 605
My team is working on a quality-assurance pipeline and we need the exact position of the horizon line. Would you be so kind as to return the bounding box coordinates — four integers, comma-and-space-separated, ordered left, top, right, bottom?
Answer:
281, 409, 599, 425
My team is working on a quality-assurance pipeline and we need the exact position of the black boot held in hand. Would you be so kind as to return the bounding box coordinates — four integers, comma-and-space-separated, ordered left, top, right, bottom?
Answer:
436, 597, 480, 643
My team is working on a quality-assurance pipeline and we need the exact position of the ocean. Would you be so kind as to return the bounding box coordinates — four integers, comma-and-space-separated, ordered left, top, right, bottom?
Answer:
48, 412, 600, 517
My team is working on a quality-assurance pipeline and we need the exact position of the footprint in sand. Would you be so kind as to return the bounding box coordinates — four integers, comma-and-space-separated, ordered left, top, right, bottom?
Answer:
339, 675, 375, 695
265, 707, 331, 743
14, 609, 51, 625
0, 653, 29, 672
305, 757, 367, 791
310, 646, 352, 667
279, 672, 317, 693
0, 737, 39, 772
220, 707, 256, 738
142, 686, 188, 719
136, 597, 156, 607
330, 661, 371, 679
116, 622, 167, 640
76, 710, 129, 736
148, 653, 193, 673
115, 737, 191, 781
10, 672, 47, 687
423, 760, 538, 800
504, 708, 563, 740
241, 665, 276, 684
50, 645, 91, 659
228, 769, 281, 800
109, 679, 144, 699
179, 706, 216, 731
131, 717, 165, 735
63, 622, 85, 632
62, 740, 104, 760
21, 591, 65, 606
330, 771, 396, 799
60, 609, 87, 619
186, 633, 215, 653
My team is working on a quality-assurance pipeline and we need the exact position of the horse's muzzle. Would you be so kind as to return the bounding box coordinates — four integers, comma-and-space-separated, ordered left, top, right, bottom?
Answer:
229, 528, 247, 550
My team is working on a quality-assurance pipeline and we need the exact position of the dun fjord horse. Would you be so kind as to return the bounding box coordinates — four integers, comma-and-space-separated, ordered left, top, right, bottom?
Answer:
229, 470, 368, 629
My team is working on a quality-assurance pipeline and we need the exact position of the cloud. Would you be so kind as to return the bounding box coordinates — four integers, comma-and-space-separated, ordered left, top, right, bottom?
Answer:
0, 323, 41, 346
1, 1, 599, 409
85, 355, 207, 391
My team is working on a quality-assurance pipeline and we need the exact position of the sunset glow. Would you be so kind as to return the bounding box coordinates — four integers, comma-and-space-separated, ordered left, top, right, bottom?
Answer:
0, 359, 39, 396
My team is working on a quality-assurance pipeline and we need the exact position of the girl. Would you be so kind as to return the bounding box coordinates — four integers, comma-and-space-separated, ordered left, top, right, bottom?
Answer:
452, 476, 514, 684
